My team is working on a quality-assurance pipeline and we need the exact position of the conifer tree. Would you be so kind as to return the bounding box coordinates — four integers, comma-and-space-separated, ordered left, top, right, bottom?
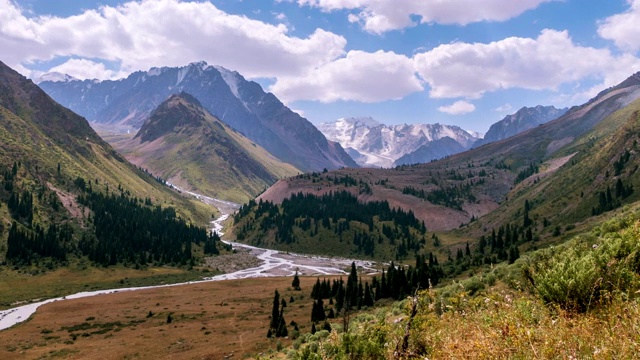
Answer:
269, 290, 280, 334
292, 271, 301, 290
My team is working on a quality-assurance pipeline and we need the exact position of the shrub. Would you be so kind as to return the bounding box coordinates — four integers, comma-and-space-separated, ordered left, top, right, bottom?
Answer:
524, 218, 640, 312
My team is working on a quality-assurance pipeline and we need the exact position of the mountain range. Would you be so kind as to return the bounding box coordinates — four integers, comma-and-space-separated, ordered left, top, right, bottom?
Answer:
318, 117, 480, 168
38, 62, 356, 172
244, 71, 640, 239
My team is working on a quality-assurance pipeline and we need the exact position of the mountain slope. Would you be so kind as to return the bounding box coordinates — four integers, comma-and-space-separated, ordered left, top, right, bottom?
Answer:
318, 117, 480, 168
114, 92, 300, 203
0, 60, 214, 263
39, 62, 357, 172
473, 105, 567, 147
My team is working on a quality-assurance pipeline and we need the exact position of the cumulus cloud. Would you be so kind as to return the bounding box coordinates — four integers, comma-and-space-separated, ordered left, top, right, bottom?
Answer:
598, 0, 640, 53
46, 58, 128, 81
414, 29, 640, 99
269, 50, 423, 103
438, 100, 476, 115
0, 0, 346, 79
298, 0, 557, 33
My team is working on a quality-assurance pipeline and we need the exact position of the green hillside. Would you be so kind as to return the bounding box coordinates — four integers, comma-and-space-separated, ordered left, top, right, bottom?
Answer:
0, 61, 223, 303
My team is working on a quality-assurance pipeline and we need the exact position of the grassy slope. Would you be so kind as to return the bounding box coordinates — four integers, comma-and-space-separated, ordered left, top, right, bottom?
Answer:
457, 99, 640, 244
0, 104, 212, 232
275, 204, 640, 359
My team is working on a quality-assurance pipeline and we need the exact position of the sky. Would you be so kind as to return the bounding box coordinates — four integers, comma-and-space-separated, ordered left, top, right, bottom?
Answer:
2, 0, 640, 133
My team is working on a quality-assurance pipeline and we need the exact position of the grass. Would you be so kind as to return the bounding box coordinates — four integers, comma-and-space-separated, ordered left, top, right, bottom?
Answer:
0, 277, 323, 360
275, 209, 640, 359
0, 265, 211, 309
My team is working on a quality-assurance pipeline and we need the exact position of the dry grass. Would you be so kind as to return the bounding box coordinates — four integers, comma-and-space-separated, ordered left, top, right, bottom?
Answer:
407, 287, 640, 359
0, 277, 320, 359
0, 266, 208, 309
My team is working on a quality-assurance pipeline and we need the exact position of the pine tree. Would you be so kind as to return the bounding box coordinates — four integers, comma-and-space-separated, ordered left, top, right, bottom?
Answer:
292, 271, 301, 290
269, 290, 280, 333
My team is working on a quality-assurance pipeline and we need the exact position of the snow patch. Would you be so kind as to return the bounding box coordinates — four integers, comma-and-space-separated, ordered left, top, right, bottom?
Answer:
147, 67, 163, 76
213, 65, 250, 110
176, 67, 189, 86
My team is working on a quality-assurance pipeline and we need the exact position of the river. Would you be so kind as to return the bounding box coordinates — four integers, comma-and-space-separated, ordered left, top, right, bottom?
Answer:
0, 188, 378, 331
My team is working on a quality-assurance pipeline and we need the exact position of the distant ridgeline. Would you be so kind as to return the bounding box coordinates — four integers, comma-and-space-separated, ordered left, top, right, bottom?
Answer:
233, 190, 427, 260
1, 161, 222, 267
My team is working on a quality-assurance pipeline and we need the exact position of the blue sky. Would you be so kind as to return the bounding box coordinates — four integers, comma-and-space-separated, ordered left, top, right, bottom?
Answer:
2, 0, 640, 133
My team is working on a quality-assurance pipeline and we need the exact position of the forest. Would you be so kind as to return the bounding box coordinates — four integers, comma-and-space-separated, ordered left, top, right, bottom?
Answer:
233, 190, 428, 259
1, 161, 221, 267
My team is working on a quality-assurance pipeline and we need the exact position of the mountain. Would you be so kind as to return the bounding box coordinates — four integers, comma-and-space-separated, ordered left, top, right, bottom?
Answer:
234, 71, 640, 242
318, 117, 480, 168
473, 105, 567, 147
0, 60, 217, 266
113, 92, 300, 203
38, 62, 356, 172
394, 137, 466, 165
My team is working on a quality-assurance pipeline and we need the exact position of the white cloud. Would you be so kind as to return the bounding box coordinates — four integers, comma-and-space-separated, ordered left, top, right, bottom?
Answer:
298, 0, 557, 34
47, 58, 127, 81
414, 29, 640, 99
0, 0, 346, 80
494, 103, 513, 112
438, 100, 476, 115
270, 50, 423, 103
598, 0, 640, 53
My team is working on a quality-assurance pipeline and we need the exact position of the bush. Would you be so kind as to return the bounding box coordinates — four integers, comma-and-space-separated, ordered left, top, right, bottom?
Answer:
524, 218, 640, 312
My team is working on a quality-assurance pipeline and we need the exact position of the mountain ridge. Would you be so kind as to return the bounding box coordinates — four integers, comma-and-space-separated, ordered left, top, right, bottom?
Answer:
473, 105, 568, 147
38, 61, 357, 172
318, 117, 480, 168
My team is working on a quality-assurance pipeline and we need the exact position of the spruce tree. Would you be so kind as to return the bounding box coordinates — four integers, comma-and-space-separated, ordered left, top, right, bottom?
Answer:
292, 271, 301, 290
269, 290, 280, 333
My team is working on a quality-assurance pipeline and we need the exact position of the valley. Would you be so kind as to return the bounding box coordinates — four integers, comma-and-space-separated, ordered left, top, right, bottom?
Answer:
2, 2, 640, 354
0, 193, 378, 331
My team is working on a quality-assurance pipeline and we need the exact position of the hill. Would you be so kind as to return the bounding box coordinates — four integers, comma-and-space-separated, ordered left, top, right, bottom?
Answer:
39, 62, 357, 172
0, 60, 219, 267
112, 92, 300, 203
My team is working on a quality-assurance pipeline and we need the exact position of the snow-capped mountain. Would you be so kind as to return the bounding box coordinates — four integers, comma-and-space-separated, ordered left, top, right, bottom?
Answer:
38, 61, 356, 172
318, 117, 482, 168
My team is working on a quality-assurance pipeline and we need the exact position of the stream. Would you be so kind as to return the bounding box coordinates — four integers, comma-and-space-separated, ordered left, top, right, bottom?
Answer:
0, 187, 378, 331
